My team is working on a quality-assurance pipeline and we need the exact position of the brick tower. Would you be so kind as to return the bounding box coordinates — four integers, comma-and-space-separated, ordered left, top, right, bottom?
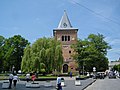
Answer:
53, 11, 78, 73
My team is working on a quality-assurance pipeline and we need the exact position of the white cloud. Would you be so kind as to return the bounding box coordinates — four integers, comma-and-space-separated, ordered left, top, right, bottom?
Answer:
105, 36, 120, 60
105, 37, 120, 46
107, 49, 120, 61
110, 39, 120, 45
108, 48, 120, 53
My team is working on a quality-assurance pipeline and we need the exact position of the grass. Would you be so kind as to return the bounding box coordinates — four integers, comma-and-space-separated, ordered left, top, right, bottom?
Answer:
0, 75, 9, 80
38, 75, 57, 78
79, 75, 88, 78
0, 74, 57, 80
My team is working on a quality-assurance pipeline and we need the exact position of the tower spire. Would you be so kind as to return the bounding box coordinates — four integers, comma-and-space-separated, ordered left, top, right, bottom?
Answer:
58, 10, 72, 28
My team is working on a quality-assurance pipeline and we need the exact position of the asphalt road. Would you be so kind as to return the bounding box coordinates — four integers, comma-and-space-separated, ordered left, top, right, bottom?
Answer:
0, 77, 95, 90
85, 77, 120, 90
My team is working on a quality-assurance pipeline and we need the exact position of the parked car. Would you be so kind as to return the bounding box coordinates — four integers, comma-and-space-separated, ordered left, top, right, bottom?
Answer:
108, 71, 116, 79
93, 72, 105, 79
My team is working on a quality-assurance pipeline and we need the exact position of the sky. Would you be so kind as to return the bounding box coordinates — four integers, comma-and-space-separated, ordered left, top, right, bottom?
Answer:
0, 0, 120, 61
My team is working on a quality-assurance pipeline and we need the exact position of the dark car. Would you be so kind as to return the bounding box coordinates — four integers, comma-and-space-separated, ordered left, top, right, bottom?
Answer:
108, 71, 116, 79
93, 72, 105, 79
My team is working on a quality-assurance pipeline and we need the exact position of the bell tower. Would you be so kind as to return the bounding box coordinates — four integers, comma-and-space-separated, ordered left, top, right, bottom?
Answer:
53, 11, 78, 73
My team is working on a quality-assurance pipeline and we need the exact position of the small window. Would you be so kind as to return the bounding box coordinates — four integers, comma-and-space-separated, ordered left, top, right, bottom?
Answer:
65, 36, 67, 41
68, 36, 70, 41
69, 51, 71, 53
62, 36, 64, 41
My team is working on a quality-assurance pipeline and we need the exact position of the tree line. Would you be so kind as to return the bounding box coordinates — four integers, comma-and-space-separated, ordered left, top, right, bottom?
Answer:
0, 33, 111, 74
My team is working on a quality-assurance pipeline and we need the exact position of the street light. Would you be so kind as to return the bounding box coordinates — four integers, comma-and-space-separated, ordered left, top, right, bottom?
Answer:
80, 59, 85, 76
93, 67, 96, 72
93, 67, 96, 77
83, 62, 84, 76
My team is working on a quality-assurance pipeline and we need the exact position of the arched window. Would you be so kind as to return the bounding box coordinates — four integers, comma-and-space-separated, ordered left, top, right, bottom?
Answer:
62, 36, 64, 41
63, 64, 68, 73
65, 36, 67, 41
68, 36, 70, 41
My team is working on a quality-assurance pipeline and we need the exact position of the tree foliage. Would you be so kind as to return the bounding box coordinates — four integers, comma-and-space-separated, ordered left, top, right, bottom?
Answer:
72, 33, 111, 72
2, 35, 29, 72
0, 36, 5, 72
113, 64, 120, 72
21, 37, 63, 74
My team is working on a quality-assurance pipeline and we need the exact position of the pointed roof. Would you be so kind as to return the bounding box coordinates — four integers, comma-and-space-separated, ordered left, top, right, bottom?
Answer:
58, 10, 72, 28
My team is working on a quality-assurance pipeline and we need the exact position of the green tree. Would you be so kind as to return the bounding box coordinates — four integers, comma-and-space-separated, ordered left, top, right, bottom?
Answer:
21, 45, 32, 72
0, 36, 5, 72
3, 35, 29, 72
72, 33, 111, 72
113, 64, 120, 72
55, 45, 63, 72
21, 37, 63, 74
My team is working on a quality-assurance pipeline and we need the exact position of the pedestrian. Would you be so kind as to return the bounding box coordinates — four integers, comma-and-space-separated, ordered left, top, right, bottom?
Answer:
8, 73, 13, 89
56, 75, 62, 90
26, 73, 30, 82
31, 73, 36, 83
13, 73, 19, 88
70, 71, 72, 78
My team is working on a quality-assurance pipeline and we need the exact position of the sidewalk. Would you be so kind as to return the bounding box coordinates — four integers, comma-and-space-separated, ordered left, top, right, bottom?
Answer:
0, 78, 96, 90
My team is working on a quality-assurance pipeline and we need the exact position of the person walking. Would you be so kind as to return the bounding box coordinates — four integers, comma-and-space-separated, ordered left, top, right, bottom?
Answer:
70, 71, 72, 78
8, 73, 13, 89
56, 75, 62, 90
26, 73, 30, 82
31, 73, 36, 83
13, 74, 19, 88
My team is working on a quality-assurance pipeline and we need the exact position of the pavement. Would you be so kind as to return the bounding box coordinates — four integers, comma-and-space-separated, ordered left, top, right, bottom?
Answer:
85, 77, 120, 90
0, 77, 96, 90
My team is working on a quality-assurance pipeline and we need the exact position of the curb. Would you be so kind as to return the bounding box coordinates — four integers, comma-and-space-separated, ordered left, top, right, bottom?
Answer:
82, 79, 96, 90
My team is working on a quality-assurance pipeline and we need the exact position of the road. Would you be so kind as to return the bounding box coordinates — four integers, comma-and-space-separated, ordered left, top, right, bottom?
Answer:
85, 77, 120, 90
0, 77, 95, 90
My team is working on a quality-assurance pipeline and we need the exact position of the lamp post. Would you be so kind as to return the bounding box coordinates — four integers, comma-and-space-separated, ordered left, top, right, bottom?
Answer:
93, 67, 96, 77
82, 60, 85, 76
83, 63, 84, 76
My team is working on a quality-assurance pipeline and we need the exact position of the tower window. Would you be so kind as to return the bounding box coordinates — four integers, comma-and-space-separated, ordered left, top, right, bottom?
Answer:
62, 36, 64, 41
61, 36, 71, 41
68, 36, 70, 41
65, 36, 67, 41
69, 50, 71, 53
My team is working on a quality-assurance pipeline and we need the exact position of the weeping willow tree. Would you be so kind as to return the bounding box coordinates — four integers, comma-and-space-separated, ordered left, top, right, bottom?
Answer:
21, 45, 33, 72
21, 37, 63, 74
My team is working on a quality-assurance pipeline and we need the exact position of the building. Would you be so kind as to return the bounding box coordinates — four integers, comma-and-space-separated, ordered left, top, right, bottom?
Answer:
109, 61, 120, 70
53, 11, 78, 73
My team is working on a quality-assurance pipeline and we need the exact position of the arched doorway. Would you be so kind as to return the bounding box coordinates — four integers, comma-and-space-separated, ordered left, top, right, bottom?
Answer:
63, 64, 68, 73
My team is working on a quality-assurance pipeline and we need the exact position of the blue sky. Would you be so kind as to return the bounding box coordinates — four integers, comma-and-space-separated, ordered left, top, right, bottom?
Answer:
0, 0, 120, 61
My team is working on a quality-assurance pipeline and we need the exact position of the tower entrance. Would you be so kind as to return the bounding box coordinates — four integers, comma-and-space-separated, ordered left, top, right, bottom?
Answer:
63, 64, 68, 73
